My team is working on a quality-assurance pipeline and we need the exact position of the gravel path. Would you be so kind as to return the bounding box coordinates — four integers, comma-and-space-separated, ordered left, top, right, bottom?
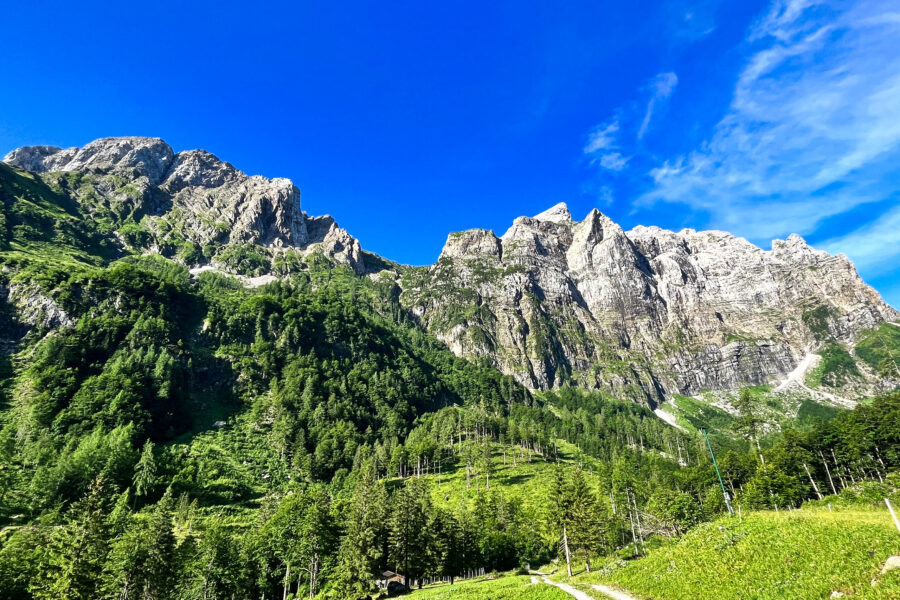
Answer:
533, 572, 641, 600
540, 576, 595, 600
591, 583, 642, 600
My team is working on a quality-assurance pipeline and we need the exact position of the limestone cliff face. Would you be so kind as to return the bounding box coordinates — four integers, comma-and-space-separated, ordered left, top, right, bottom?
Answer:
402, 203, 899, 405
3, 137, 362, 272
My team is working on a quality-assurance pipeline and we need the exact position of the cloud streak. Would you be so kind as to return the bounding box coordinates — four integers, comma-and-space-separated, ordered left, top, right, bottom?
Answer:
639, 0, 900, 246
584, 71, 678, 172
584, 120, 630, 171
820, 203, 900, 276
638, 72, 678, 140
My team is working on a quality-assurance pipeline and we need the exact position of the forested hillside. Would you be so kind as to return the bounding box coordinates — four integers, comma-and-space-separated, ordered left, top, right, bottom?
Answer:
1, 145, 900, 600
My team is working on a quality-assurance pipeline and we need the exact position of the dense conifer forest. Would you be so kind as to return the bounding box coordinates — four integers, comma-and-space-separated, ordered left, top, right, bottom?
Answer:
1, 156, 899, 600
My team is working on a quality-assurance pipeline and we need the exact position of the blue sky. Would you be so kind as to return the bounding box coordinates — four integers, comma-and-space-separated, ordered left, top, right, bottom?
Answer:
2, 0, 898, 307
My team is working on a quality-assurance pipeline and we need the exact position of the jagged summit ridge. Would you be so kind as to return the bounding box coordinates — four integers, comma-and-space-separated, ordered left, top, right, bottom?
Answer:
4, 137, 175, 184
411, 202, 898, 401
4, 139, 896, 405
3, 136, 362, 271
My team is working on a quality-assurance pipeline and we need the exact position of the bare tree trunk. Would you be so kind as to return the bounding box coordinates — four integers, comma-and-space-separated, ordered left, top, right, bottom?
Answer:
562, 524, 573, 577
631, 492, 646, 553
628, 510, 639, 556
803, 463, 824, 500
309, 552, 319, 599
820, 451, 838, 495
755, 436, 765, 465
831, 449, 847, 490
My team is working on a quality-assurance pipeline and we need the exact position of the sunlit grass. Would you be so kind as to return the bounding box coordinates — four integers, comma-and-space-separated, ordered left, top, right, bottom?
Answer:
408, 574, 571, 599
568, 507, 900, 599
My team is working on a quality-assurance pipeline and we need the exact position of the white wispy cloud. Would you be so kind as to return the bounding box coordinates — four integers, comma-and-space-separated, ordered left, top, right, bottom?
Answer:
820, 203, 900, 275
638, 72, 678, 140
668, 1, 719, 41
584, 71, 679, 172
639, 0, 900, 247
584, 120, 631, 171
584, 120, 620, 153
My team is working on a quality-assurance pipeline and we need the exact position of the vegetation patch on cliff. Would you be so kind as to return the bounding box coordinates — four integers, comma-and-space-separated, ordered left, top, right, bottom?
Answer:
855, 322, 900, 378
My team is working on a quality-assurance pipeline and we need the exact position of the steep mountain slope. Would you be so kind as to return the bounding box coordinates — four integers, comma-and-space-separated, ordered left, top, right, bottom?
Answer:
4, 137, 897, 414
401, 203, 898, 405
2, 135, 899, 600
3, 137, 363, 274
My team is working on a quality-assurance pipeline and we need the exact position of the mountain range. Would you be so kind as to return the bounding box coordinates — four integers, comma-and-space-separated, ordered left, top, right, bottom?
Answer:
4, 136, 898, 417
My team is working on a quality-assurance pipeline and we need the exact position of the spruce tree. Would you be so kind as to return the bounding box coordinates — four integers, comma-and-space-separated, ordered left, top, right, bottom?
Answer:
568, 468, 605, 572
133, 440, 157, 508
548, 466, 574, 577
31, 477, 110, 600
388, 478, 432, 588
333, 462, 387, 598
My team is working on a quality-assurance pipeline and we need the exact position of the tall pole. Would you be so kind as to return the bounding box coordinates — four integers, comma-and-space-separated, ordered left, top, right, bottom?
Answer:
702, 429, 734, 516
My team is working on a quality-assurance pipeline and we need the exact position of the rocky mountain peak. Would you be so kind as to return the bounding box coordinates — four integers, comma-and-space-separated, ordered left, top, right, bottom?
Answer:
2, 145, 75, 172
532, 202, 572, 223
406, 203, 899, 403
5, 137, 177, 185
162, 149, 242, 193
439, 229, 502, 261
3, 136, 364, 272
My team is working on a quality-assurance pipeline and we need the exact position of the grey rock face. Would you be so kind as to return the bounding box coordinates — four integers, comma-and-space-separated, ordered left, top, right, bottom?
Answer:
305, 214, 363, 273
3, 137, 361, 272
4, 282, 73, 330
401, 203, 898, 405
5, 137, 175, 184
2, 145, 78, 172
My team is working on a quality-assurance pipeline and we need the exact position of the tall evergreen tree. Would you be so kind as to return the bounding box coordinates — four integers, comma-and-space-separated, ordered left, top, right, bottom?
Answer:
568, 468, 605, 572
733, 389, 766, 464
186, 524, 242, 600
31, 477, 110, 600
548, 467, 575, 577
388, 478, 432, 588
133, 440, 157, 508
333, 462, 387, 599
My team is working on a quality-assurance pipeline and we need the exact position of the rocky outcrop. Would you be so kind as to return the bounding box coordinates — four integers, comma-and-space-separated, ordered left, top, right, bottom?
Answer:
401, 203, 898, 405
2, 281, 73, 330
3, 137, 362, 272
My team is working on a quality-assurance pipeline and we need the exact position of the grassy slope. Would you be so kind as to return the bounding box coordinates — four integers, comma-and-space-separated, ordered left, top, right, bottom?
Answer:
568, 507, 900, 600
0, 163, 119, 267
855, 322, 900, 377
407, 575, 571, 600
425, 440, 603, 516
664, 385, 842, 450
